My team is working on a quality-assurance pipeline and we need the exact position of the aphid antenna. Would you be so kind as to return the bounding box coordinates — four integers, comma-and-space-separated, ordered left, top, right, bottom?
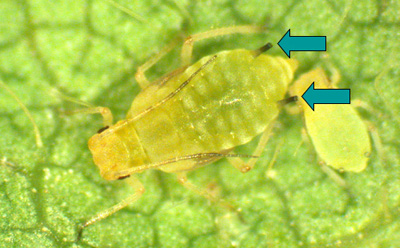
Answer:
104, 0, 147, 23
0, 79, 43, 148
51, 88, 113, 126
50, 88, 94, 108
110, 153, 258, 179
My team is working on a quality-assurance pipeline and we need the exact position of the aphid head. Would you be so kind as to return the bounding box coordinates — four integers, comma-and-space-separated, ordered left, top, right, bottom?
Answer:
289, 68, 329, 111
88, 121, 146, 180
88, 130, 129, 180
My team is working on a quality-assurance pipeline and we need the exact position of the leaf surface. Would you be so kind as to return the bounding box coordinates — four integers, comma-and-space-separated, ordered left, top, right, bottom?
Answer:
1, 0, 399, 247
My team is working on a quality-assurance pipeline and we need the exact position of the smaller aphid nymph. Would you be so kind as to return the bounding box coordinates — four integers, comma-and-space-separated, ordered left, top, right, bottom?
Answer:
289, 68, 371, 172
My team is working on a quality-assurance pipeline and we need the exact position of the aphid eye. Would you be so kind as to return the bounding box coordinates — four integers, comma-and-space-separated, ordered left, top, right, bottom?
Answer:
117, 175, 130, 180
97, 126, 109, 134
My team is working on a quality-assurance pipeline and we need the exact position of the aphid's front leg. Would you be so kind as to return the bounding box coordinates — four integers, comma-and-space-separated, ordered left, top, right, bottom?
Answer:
181, 25, 265, 66
176, 172, 236, 211
227, 121, 275, 173
135, 38, 181, 89
77, 175, 145, 241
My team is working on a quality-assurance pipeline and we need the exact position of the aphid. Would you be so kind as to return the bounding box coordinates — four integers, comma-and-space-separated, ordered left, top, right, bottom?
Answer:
77, 25, 298, 238
288, 68, 371, 172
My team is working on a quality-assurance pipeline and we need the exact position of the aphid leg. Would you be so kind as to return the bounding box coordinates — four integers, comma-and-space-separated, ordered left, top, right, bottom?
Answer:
181, 25, 265, 66
135, 37, 182, 89
318, 162, 357, 214
351, 99, 384, 164
352, 114, 384, 166
153, 66, 187, 87
286, 127, 307, 160
77, 175, 145, 241
319, 162, 348, 189
0, 80, 43, 148
367, 123, 384, 165
321, 61, 341, 87
110, 152, 257, 179
176, 172, 237, 211
265, 139, 284, 179
227, 121, 275, 173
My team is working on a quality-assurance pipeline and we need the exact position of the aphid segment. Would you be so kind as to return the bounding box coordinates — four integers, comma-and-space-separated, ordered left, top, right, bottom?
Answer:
289, 68, 371, 172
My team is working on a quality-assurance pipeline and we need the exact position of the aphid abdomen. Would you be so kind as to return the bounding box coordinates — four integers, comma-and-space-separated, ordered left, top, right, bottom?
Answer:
81, 27, 299, 237
289, 68, 371, 172
306, 104, 371, 172
130, 50, 295, 172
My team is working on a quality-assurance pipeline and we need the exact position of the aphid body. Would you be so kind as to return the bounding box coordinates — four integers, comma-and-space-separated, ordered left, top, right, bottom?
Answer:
289, 68, 371, 172
89, 49, 297, 179
78, 26, 298, 237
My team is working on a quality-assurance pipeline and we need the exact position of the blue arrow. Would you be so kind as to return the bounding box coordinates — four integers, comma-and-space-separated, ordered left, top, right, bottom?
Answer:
277, 29, 326, 58
302, 82, 351, 111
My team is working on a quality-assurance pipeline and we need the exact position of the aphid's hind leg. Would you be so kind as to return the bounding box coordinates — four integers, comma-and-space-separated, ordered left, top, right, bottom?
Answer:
319, 162, 348, 188
227, 121, 275, 173
181, 25, 265, 66
176, 172, 237, 211
135, 37, 181, 89
77, 175, 145, 241
318, 162, 358, 214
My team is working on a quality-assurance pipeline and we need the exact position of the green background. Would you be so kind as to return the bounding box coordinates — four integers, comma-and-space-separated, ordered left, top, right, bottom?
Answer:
1, 0, 399, 247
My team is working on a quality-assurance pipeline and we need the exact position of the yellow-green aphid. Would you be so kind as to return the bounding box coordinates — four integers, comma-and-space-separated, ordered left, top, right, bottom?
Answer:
90, 50, 297, 179
78, 26, 298, 237
289, 68, 371, 172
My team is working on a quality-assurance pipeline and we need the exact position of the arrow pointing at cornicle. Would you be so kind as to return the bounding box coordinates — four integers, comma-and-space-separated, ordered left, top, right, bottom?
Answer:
277, 29, 326, 58
302, 82, 351, 111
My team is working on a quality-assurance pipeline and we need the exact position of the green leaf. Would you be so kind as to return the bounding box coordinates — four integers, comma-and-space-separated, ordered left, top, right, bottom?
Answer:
1, 0, 399, 247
